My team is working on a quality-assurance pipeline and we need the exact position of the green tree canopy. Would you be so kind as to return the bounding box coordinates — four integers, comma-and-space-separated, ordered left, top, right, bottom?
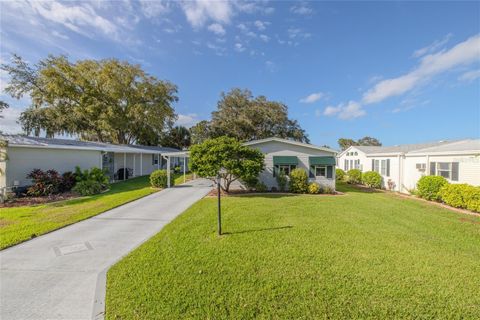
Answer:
1, 54, 178, 144
338, 136, 382, 150
205, 88, 309, 143
0, 101, 8, 119
190, 136, 265, 192
160, 126, 191, 150
189, 120, 212, 145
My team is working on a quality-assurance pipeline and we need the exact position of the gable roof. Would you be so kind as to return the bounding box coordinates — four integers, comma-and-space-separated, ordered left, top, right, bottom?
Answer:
0, 135, 179, 154
338, 139, 478, 157
243, 137, 338, 154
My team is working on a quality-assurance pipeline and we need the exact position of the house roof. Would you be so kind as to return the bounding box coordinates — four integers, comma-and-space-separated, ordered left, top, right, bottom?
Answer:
0, 135, 180, 154
339, 139, 479, 156
243, 137, 338, 154
408, 139, 480, 154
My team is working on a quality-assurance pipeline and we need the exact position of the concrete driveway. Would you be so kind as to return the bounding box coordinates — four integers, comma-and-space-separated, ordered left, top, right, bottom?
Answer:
0, 179, 213, 320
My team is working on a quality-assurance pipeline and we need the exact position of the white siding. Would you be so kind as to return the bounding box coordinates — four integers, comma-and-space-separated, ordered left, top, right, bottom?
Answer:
337, 147, 369, 172
367, 155, 401, 191
5, 147, 102, 187
249, 140, 336, 190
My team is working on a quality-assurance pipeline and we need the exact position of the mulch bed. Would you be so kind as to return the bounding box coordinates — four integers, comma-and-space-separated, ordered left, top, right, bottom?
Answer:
0, 192, 79, 208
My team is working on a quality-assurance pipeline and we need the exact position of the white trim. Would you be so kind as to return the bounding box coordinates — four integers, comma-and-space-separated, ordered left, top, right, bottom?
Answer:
7, 144, 170, 154
244, 137, 337, 154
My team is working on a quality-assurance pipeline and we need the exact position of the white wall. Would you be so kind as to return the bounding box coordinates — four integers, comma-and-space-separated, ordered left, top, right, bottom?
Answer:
5, 147, 102, 187
367, 155, 401, 191
249, 141, 336, 190
402, 154, 480, 192
337, 147, 369, 172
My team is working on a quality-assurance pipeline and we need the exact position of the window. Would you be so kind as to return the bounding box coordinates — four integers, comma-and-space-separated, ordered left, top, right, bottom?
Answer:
437, 162, 451, 179
344, 159, 348, 171
430, 162, 459, 181
354, 152, 358, 156
381, 160, 387, 175
315, 166, 327, 177
416, 163, 426, 171
275, 164, 296, 176
374, 160, 380, 173
354, 159, 360, 169
350, 160, 353, 170
152, 154, 159, 165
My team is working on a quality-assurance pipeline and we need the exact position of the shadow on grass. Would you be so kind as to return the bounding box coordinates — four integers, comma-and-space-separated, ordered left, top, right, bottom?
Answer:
231, 193, 298, 199
223, 225, 293, 235
336, 182, 381, 194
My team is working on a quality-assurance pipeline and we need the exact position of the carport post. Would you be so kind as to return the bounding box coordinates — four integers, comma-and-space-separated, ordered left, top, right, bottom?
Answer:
157, 153, 160, 170
123, 153, 126, 180
183, 156, 186, 183
133, 154, 136, 177
140, 153, 143, 176
167, 156, 171, 187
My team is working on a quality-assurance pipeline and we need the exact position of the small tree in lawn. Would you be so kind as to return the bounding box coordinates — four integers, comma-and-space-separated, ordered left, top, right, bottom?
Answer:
190, 136, 264, 192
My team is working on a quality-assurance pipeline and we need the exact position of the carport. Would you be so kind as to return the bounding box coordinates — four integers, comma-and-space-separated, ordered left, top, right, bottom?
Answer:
161, 151, 190, 187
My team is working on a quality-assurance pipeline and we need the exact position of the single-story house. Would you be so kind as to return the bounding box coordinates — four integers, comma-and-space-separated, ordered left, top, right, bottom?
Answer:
0, 135, 183, 190
337, 139, 480, 193
244, 137, 338, 190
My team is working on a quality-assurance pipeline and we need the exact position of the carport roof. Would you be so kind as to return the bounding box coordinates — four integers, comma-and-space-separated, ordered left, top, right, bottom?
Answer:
0, 135, 180, 154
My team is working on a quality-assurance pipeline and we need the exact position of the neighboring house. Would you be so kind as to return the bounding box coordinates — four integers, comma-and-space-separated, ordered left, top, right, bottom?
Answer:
0, 135, 182, 190
244, 137, 338, 190
337, 139, 480, 193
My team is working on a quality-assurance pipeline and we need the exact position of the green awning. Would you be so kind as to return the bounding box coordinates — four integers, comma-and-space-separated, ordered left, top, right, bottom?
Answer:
273, 156, 298, 165
309, 156, 336, 166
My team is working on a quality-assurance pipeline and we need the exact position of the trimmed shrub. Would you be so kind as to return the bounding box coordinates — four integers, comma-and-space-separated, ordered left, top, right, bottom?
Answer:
308, 182, 321, 194
73, 180, 103, 196
26, 169, 62, 196
362, 171, 382, 189
150, 169, 172, 188
276, 170, 288, 192
323, 186, 334, 194
416, 175, 448, 201
289, 168, 309, 193
60, 171, 77, 192
73, 166, 109, 195
439, 183, 480, 212
346, 169, 362, 184
255, 182, 267, 192
241, 176, 259, 190
336, 169, 345, 182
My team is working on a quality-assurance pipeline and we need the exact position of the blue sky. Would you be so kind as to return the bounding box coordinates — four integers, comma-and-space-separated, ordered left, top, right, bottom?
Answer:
1, 0, 479, 148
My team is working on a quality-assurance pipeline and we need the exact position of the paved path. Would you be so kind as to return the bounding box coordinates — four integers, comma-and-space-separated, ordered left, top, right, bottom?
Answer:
0, 179, 213, 320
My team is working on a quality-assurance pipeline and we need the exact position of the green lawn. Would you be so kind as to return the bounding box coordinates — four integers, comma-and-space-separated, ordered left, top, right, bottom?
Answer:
0, 173, 192, 249
106, 183, 480, 319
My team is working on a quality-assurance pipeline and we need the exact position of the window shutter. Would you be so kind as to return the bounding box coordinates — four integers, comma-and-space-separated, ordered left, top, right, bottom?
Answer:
430, 162, 436, 175
386, 159, 390, 177
372, 159, 374, 171
344, 159, 347, 170
309, 166, 315, 178
327, 166, 333, 179
451, 162, 459, 181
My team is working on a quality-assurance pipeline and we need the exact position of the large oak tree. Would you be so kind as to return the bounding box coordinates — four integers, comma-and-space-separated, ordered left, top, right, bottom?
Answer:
196, 88, 309, 143
1, 54, 178, 144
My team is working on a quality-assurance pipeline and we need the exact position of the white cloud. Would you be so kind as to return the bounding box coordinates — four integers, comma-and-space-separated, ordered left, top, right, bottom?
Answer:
138, 0, 170, 19
254, 20, 269, 31
180, 0, 232, 28
176, 113, 200, 127
207, 23, 226, 36
363, 34, 480, 104
300, 92, 324, 103
459, 69, 480, 82
206, 42, 226, 56
235, 43, 246, 52
29, 1, 118, 38
259, 34, 269, 42
0, 106, 23, 134
287, 27, 311, 40
290, 2, 314, 15
392, 99, 430, 113
323, 101, 366, 120
51, 30, 69, 40
412, 33, 452, 58
265, 60, 276, 72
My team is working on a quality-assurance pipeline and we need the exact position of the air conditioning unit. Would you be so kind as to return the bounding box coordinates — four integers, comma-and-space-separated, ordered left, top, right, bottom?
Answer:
416, 163, 426, 171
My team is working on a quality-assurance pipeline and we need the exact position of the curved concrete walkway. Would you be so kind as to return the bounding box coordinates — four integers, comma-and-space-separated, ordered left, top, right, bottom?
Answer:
0, 179, 213, 320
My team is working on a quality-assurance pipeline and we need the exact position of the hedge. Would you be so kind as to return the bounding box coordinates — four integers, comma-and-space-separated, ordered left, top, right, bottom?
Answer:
439, 183, 480, 212
150, 170, 172, 188
335, 169, 345, 181
362, 171, 382, 189
289, 168, 309, 193
416, 175, 448, 201
346, 169, 362, 184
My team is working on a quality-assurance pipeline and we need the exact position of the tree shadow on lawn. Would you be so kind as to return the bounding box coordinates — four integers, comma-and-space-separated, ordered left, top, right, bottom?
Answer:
230, 193, 298, 199
223, 225, 293, 235
336, 183, 381, 194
